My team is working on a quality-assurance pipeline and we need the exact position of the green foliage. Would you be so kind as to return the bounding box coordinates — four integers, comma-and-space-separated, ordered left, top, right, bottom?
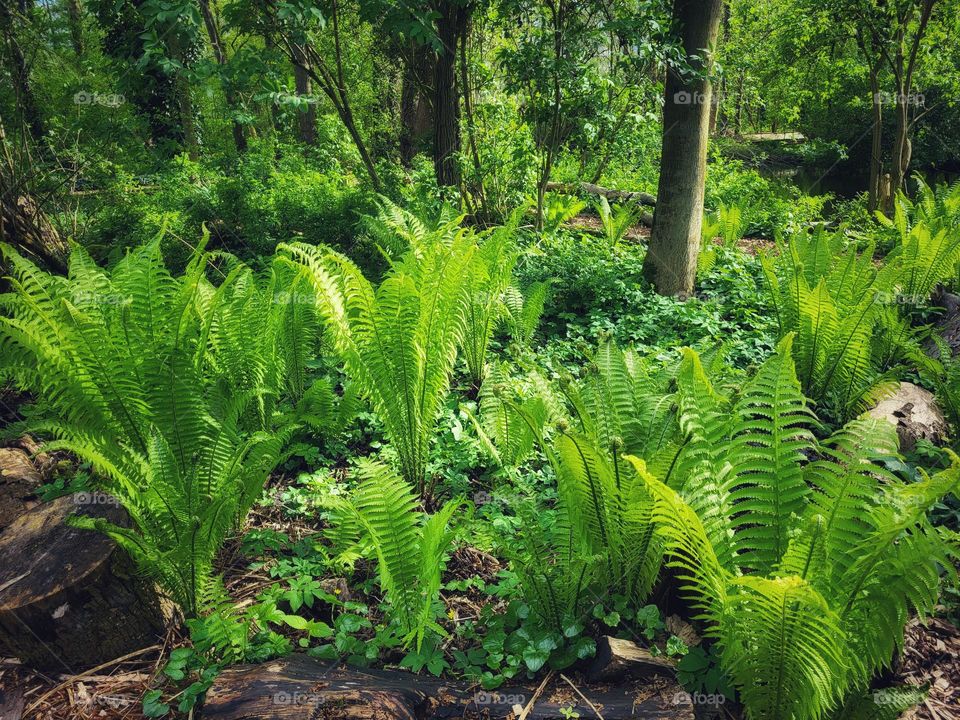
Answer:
501, 279, 552, 348
507, 342, 669, 632
594, 195, 640, 246
280, 215, 477, 494
335, 460, 464, 650
462, 211, 524, 386
542, 194, 587, 236
629, 337, 959, 720
762, 228, 939, 423
518, 230, 775, 367
698, 204, 745, 276
0, 238, 345, 615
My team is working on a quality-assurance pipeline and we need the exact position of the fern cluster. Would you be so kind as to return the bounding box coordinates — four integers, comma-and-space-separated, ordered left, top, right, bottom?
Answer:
0, 238, 346, 615
630, 335, 959, 720
330, 461, 463, 650
762, 227, 947, 422
481, 343, 675, 628
280, 216, 477, 495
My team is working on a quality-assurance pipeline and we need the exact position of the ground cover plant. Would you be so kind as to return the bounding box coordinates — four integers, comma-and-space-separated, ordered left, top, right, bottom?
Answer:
2, 1, 960, 719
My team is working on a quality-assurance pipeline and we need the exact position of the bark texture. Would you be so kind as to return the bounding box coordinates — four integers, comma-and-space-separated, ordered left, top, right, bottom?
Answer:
0, 494, 164, 672
643, 0, 724, 297
203, 654, 693, 719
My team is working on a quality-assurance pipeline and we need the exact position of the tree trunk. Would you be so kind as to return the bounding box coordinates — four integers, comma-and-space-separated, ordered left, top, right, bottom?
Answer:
400, 44, 432, 167
66, 0, 83, 56
643, 0, 724, 297
0, 0, 46, 144
433, 1, 467, 187
868, 66, 882, 212
292, 45, 316, 146
0, 494, 164, 672
198, 0, 246, 153
891, 87, 912, 194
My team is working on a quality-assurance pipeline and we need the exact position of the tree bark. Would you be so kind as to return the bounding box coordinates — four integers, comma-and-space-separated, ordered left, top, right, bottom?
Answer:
198, 0, 246, 153
0, 494, 164, 672
203, 654, 694, 720
291, 45, 316, 146
890, 0, 935, 194
66, 0, 83, 56
400, 43, 432, 167
642, 0, 724, 297
433, 1, 467, 187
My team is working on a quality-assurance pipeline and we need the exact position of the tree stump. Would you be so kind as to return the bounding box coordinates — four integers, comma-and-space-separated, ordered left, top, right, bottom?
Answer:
0, 447, 41, 531
588, 636, 678, 682
867, 382, 949, 450
0, 493, 164, 673
203, 654, 694, 720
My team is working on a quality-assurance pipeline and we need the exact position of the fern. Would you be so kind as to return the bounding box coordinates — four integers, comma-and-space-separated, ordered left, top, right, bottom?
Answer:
337, 460, 463, 650
502, 279, 552, 348
0, 239, 334, 616
461, 209, 522, 386
628, 337, 959, 720
595, 195, 640, 246
762, 229, 928, 423
509, 342, 670, 628
280, 221, 476, 495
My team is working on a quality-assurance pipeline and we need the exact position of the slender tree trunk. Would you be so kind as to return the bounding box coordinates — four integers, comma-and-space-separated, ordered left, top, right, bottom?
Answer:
0, 0, 46, 144
890, 0, 934, 194
292, 45, 316, 145
535, 0, 566, 230
433, 1, 467, 187
198, 0, 246, 153
400, 44, 432, 167
868, 66, 882, 212
642, 0, 724, 297
66, 0, 83, 56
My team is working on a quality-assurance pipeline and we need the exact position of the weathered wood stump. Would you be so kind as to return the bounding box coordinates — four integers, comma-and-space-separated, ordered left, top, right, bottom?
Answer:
867, 382, 949, 450
203, 654, 694, 720
588, 636, 677, 682
0, 446, 41, 531
0, 493, 164, 672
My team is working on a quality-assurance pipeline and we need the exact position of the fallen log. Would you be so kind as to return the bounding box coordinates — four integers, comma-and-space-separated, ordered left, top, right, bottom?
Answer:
202, 653, 693, 720
0, 493, 164, 673
545, 181, 656, 208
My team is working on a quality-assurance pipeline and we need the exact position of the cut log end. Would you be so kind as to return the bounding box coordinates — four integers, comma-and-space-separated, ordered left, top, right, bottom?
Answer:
0, 493, 163, 672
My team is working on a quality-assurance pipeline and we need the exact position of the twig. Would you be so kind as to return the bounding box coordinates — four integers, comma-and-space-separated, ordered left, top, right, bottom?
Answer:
559, 672, 605, 720
24, 644, 162, 715
518, 669, 555, 720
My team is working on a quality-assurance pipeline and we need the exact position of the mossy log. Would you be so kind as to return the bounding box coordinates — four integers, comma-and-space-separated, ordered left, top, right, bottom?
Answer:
0, 493, 163, 672
203, 653, 693, 719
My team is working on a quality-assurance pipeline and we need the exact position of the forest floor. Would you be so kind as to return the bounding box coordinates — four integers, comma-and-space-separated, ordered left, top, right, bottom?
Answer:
2, 462, 958, 720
